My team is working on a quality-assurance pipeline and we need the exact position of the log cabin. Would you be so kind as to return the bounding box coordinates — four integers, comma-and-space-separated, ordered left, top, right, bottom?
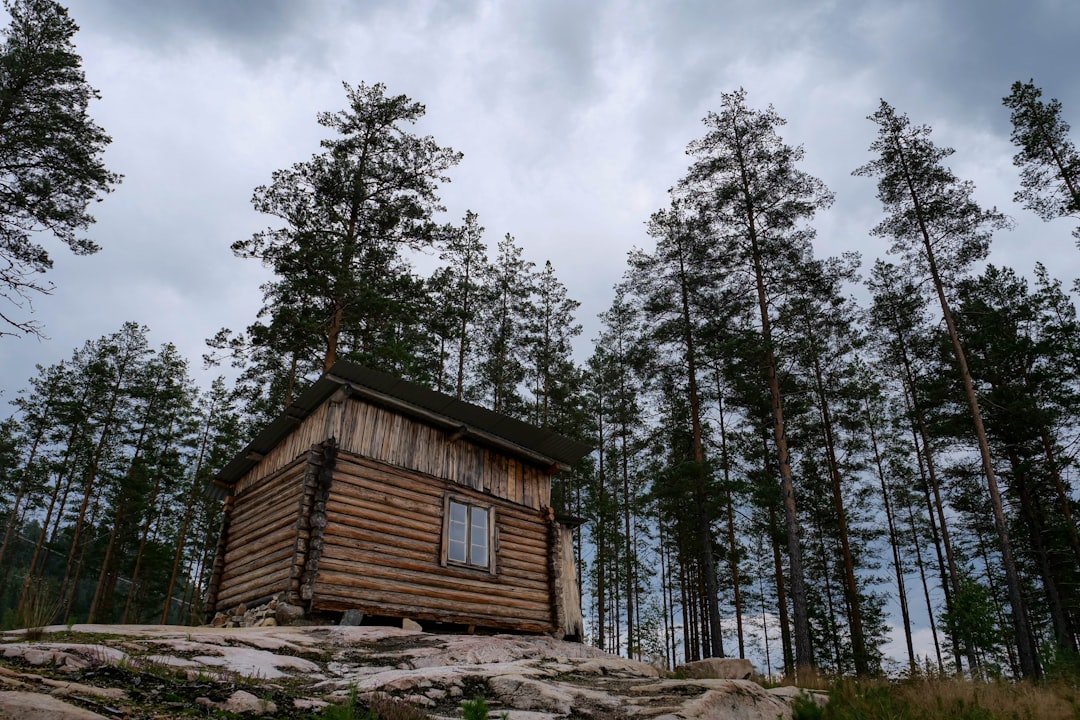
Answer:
205, 361, 591, 639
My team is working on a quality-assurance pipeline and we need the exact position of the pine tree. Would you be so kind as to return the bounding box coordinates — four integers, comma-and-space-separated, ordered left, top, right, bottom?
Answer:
231, 82, 462, 378
160, 377, 243, 623
1003, 80, 1080, 242
631, 202, 725, 659
855, 101, 1038, 677
524, 260, 582, 431
474, 234, 533, 416
0, 0, 121, 336
433, 210, 489, 399
586, 288, 651, 657
679, 89, 835, 675
952, 264, 1080, 660
867, 259, 973, 672
784, 255, 880, 674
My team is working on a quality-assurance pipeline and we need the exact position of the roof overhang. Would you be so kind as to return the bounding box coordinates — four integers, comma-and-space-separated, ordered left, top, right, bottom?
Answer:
213, 361, 593, 491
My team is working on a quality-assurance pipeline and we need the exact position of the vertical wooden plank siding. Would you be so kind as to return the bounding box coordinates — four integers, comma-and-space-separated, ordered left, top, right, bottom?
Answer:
325, 398, 551, 510
313, 450, 554, 633
229, 396, 552, 511
234, 403, 331, 492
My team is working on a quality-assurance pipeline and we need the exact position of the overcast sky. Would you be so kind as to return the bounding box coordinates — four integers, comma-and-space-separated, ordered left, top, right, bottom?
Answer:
2, 0, 1078, 665
3, 0, 1078, 398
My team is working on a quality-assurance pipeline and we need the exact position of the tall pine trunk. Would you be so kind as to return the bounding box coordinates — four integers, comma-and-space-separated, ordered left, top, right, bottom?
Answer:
809, 351, 868, 673
865, 397, 916, 673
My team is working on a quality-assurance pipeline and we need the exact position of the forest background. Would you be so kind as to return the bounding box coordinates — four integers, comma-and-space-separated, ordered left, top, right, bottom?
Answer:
2, 0, 1080, 682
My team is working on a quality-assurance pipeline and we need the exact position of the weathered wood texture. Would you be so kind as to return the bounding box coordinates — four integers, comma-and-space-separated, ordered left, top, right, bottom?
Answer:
312, 450, 555, 633
235, 403, 331, 493
551, 521, 584, 640
214, 454, 310, 610
298, 441, 335, 605
204, 493, 234, 615
236, 396, 552, 509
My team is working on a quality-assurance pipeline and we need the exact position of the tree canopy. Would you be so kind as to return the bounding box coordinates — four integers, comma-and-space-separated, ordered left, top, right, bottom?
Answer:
0, 0, 120, 336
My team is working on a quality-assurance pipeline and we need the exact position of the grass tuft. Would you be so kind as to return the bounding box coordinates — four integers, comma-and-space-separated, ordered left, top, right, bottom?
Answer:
822, 676, 1080, 720
15, 578, 62, 640
321, 688, 432, 720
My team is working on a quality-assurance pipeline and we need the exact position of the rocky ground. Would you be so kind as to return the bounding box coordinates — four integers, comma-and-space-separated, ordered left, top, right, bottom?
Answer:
0, 623, 821, 719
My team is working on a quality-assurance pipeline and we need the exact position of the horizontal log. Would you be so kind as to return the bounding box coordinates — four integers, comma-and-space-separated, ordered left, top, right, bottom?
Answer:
323, 497, 546, 558
336, 462, 548, 528
223, 548, 296, 584
319, 541, 549, 593
235, 462, 307, 502
227, 489, 305, 539
311, 594, 551, 634
333, 472, 546, 536
218, 568, 291, 602
216, 569, 291, 608
226, 513, 300, 554
495, 509, 547, 532
311, 578, 550, 624
318, 524, 548, 585
496, 530, 547, 555
225, 514, 299, 556
220, 543, 294, 580
336, 447, 550, 511
325, 497, 438, 537
330, 466, 439, 503
223, 527, 297, 569
325, 524, 439, 557
322, 497, 547, 570
330, 483, 441, 523
227, 502, 299, 539
340, 496, 435, 528
495, 554, 549, 580
234, 454, 310, 496
315, 560, 550, 609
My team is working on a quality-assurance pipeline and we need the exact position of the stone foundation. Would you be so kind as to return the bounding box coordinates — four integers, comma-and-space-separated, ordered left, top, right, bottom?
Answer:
208, 593, 306, 629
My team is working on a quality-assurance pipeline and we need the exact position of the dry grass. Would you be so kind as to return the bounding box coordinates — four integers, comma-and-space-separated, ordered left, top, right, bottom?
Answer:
820, 676, 1080, 720
15, 578, 61, 640
900, 677, 1078, 720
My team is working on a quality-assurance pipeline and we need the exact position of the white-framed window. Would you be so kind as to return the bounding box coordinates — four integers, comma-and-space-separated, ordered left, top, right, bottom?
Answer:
442, 495, 496, 573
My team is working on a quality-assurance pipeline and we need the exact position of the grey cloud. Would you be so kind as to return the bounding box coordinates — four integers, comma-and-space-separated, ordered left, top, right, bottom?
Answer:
5, 0, 1080, 411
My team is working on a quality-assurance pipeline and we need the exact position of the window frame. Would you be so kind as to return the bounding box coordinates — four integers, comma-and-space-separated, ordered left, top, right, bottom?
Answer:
440, 494, 497, 575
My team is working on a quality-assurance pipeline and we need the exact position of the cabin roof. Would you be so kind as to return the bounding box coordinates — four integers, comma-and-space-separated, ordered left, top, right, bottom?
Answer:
215, 360, 593, 488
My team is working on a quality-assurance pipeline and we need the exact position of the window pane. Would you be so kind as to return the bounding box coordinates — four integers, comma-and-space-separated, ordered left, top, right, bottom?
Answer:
448, 501, 467, 563
470, 506, 488, 567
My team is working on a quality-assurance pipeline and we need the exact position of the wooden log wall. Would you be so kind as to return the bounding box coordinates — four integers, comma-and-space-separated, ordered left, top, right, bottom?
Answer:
234, 394, 553, 511
214, 454, 310, 611
203, 493, 234, 616
312, 449, 555, 633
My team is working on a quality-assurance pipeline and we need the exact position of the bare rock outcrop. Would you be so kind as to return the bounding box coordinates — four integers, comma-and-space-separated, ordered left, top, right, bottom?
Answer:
675, 657, 755, 680
0, 624, 815, 719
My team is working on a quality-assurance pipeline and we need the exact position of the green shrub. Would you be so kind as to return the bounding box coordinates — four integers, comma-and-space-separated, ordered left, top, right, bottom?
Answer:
791, 692, 824, 720
321, 688, 431, 720
461, 696, 490, 720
